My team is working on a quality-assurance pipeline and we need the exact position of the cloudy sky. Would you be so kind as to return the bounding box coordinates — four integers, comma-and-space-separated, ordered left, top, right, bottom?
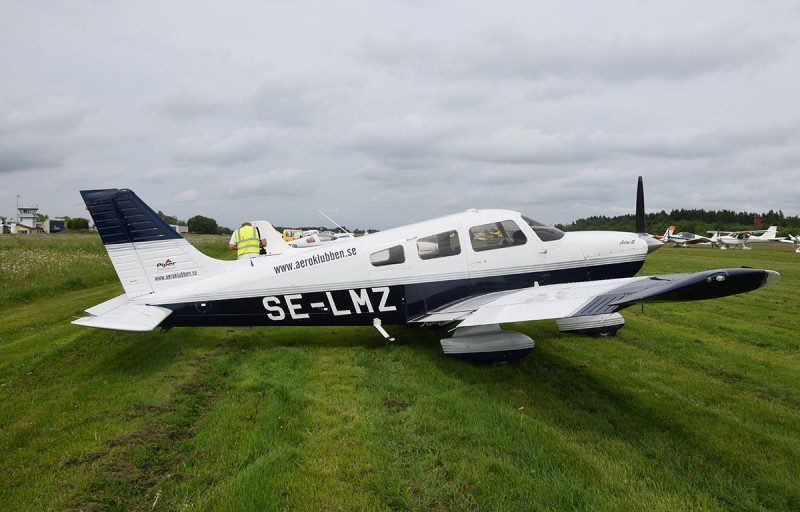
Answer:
2, 0, 798, 231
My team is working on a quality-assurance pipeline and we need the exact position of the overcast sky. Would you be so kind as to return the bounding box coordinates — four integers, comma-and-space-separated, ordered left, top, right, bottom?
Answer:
2, 0, 798, 231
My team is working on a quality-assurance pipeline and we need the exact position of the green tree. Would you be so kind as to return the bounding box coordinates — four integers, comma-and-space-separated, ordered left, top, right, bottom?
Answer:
188, 215, 218, 234
157, 210, 185, 226
67, 217, 89, 230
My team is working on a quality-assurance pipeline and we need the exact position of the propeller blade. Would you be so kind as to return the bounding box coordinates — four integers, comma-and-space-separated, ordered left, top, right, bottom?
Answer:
635, 175, 645, 234
635, 176, 663, 253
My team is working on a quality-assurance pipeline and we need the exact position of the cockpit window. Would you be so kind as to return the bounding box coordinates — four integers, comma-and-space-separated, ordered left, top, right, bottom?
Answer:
522, 215, 565, 242
469, 220, 527, 252
370, 245, 405, 266
417, 230, 461, 260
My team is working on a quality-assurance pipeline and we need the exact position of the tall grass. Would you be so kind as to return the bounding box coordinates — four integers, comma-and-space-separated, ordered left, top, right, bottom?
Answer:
1, 235, 798, 511
0, 233, 233, 307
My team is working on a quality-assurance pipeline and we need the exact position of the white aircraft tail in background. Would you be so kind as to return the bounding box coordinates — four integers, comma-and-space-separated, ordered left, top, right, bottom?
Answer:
659, 226, 675, 240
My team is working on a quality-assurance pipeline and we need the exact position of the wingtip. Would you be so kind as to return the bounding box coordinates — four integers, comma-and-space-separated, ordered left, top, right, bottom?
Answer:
763, 270, 781, 287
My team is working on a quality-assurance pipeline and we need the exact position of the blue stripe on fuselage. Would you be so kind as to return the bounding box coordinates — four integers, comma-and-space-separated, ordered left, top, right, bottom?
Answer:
159, 260, 643, 328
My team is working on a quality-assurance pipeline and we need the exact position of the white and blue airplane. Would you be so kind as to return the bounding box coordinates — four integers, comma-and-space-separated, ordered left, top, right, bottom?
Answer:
73, 179, 780, 362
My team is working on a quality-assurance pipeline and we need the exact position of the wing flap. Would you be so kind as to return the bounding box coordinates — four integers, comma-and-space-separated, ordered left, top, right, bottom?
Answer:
456, 278, 640, 327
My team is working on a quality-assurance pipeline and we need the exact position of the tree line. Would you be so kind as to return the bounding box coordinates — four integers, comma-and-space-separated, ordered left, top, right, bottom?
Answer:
556, 208, 800, 236
37, 207, 800, 238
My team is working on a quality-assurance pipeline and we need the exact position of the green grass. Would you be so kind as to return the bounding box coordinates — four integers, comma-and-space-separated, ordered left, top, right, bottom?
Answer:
1, 235, 799, 511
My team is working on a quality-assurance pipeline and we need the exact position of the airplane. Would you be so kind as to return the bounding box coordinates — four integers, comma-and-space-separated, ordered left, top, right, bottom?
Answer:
252, 224, 352, 250
72, 178, 779, 363
780, 234, 800, 253
663, 227, 718, 248
287, 229, 355, 248
715, 226, 784, 250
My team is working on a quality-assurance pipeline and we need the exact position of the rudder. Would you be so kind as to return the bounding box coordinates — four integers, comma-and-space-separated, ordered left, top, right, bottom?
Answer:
81, 188, 225, 298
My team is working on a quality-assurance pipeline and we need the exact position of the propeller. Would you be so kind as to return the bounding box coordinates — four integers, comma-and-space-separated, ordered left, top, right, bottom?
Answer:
635, 175, 646, 234
635, 176, 663, 253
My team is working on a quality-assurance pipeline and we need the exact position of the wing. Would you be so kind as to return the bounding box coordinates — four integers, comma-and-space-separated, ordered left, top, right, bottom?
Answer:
411, 268, 779, 328
72, 294, 173, 332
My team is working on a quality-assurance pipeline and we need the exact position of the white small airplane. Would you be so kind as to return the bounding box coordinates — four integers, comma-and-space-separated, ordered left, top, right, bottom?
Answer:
780, 234, 800, 253
73, 178, 779, 362
287, 229, 354, 248
663, 227, 717, 248
715, 226, 784, 250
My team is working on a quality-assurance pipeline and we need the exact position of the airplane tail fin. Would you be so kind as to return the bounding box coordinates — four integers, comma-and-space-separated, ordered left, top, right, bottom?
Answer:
80, 189, 228, 299
251, 220, 293, 254
663, 226, 675, 239
760, 225, 778, 239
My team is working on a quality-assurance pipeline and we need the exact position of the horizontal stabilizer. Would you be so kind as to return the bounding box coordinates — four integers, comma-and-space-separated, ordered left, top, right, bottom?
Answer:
73, 295, 172, 332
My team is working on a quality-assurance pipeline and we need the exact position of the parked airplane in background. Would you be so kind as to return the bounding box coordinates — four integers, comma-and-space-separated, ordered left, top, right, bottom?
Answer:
780, 234, 800, 253
72, 178, 779, 362
664, 227, 718, 248
715, 226, 784, 250
288, 229, 354, 248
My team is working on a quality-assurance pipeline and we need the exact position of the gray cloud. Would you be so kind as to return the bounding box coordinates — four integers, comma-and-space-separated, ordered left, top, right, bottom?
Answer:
0, 92, 90, 173
173, 125, 281, 166
1, 0, 798, 230
360, 28, 792, 85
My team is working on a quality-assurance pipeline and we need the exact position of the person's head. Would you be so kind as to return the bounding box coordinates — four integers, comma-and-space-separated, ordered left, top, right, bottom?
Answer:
241, 222, 252, 227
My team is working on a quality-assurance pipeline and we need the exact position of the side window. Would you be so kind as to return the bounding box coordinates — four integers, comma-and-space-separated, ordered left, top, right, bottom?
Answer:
370, 245, 405, 267
522, 215, 565, 241
469, 220, 527, 252
417, 230, 461, 260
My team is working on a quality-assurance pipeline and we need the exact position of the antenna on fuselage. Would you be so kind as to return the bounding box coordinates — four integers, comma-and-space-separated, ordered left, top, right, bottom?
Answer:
319, 209, 350, 235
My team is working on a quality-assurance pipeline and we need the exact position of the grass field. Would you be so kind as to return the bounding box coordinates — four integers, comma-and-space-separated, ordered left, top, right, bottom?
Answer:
1, 233, 798, 511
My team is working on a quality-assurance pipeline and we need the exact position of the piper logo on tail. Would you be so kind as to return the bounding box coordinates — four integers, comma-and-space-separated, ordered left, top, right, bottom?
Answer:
157, 259, 176, 269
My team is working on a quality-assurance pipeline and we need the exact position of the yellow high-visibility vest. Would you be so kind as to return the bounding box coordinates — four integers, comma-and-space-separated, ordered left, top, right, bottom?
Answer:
235, 225, 261, 258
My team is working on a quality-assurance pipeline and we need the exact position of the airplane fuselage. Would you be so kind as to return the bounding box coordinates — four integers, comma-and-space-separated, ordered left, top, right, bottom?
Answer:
137, 209, 648, 329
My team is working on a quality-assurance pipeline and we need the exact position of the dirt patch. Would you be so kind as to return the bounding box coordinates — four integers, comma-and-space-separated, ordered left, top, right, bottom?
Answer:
60, 358, 222, 511
384, 399, 414, 413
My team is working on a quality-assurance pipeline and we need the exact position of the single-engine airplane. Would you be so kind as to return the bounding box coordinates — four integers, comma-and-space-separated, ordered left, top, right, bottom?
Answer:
73, 178, 779, 362
780, 234, 800, 253
664, 227, 717, 248
715, 226, 784, 250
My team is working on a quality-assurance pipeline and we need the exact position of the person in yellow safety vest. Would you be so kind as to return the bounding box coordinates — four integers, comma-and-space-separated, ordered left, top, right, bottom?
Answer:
228, 222, 266, 259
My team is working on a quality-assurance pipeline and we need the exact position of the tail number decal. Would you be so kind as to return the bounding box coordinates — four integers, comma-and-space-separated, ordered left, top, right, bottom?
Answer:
261, 287, 397, 321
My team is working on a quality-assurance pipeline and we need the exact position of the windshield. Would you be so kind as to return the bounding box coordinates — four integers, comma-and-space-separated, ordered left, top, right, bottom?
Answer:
522, 215, 565, 242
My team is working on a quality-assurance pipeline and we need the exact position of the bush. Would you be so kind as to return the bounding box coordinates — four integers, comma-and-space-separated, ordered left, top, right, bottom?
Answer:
188, 215, 218, 234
